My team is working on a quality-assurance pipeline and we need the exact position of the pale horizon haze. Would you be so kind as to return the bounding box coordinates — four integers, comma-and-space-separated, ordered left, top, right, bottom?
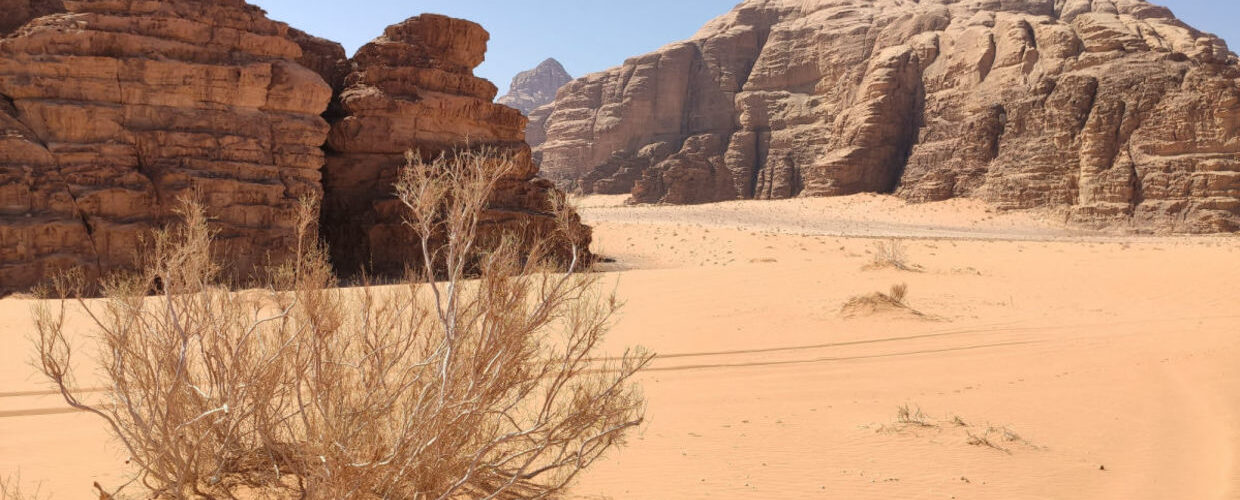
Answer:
249, 0, 1240, 95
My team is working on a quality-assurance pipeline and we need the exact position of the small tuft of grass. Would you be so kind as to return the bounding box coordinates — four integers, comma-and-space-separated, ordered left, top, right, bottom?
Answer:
896, 404, 934, 427
840, 283, 938, 320
966, 429, 1011, 454
889, 283, 908, 304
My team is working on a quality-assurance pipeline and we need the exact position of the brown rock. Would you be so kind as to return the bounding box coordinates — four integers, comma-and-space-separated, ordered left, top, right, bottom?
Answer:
497, 57, 573, 116
0, 0, 333, 293
536, 0, 1240, 232
288, 28, 351, 94
0, 0, 64, 36
322, 15, 588, 276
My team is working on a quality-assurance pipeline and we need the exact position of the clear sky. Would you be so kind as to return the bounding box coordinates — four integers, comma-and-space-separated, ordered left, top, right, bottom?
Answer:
250, 0, 1239, 92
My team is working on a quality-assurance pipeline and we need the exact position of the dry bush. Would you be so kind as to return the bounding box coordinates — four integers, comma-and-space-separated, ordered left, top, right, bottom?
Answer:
865, 240, 922, 272
34, 148, 651, 499
966, 430, 1011, 454
840, 283, 925, 319
896, 404, 932, 427
0, 473, 47, 500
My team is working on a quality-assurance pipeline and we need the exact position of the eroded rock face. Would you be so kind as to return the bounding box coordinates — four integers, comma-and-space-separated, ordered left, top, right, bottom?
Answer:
536, 0, 1240, 232
322, 15, 588, 275
0, 0, 333, 293
0, 0, 64, 36
497, 58, 573, 116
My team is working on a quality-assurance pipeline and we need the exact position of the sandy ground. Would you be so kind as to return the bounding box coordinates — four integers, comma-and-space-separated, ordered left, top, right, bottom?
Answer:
2, 193, 1239, 498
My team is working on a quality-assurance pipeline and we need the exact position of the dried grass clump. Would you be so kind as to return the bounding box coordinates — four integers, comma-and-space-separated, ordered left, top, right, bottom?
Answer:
34, 148, 651, 499
966, 425, 1032, 455
864, 240, 923, 272
840, 283, 928, 319
896, 404, 933, 427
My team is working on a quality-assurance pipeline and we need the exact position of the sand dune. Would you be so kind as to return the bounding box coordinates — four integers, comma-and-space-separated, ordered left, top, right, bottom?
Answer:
1, 194, 1238, 498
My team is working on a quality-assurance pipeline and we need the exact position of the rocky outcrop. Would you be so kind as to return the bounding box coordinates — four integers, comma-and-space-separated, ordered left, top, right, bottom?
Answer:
322, 15, 588, 275
497, 58, 572, 116
0, 5, 587, 293
0, 0, 333, 292
0, 0, 63, 36
536, 0, 1240, 232
498, 58, 572, 157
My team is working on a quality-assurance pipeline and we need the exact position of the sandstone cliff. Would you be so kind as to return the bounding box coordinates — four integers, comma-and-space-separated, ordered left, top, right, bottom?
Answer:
0, 0, 333, 291
0, 5, 586, 293
0, 0, 62, 36
321, 15, 587, 275
535, 0, 1240, 232
497, 58, 573, 115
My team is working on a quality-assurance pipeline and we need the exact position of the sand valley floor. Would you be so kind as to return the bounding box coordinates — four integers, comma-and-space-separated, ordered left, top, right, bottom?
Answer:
2, 194, 1239, 499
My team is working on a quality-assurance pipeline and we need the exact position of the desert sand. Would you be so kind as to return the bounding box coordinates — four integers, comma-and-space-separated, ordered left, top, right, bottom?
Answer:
2, 194, 1239, 498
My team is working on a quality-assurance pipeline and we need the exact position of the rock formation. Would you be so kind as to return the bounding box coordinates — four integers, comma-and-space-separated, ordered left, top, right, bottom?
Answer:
0, 0, 333, 292
321, 15, 587, 275
0, 5, 586, 293
536, 0, 1240, 232
0, 0, 63, 36
498, 58, 572, 160
497, 58, 573, 115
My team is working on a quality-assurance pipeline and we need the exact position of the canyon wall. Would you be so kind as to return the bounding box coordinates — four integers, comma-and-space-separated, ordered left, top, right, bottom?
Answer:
535, 0, 1240, 232
0, 4, 584, 293
0, 0, 333, 291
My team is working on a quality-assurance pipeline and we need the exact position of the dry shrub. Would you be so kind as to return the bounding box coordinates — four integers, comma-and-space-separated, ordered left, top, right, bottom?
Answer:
839, 282, 927, 319
896, 404, 932, 427
0, 473, 46, 500
865, 240, 922, 272
34, 148, 651, 499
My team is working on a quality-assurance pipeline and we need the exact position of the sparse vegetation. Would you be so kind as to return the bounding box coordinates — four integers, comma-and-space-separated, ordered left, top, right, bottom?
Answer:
888, 283, 908, 304
33, 149, 652, 499
966, 426, 1030, 454
840, 282, 931, 320
0, 473, 46, 500
896, 404, 933, 427
865, 240, 922, 272
966, 430, 1011, 454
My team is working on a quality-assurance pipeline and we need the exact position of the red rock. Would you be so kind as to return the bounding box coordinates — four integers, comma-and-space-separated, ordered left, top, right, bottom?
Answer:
321, 14, 588, 275
0, 0, 333, 292
0, 0, 63, 36
535, 0, 1240, 233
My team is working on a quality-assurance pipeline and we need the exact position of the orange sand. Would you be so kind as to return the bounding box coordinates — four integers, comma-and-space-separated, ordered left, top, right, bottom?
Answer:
2, 194, 1238, 498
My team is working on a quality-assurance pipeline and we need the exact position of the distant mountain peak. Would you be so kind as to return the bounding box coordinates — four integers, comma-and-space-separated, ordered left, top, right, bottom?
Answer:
497, 57, 572, 115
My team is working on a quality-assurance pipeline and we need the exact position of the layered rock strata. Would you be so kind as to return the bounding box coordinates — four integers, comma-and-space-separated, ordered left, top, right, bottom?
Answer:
321, 15, 587, 275
536, 0, 1240, 232
0, 5, 586, 293
0, 0, 333, 291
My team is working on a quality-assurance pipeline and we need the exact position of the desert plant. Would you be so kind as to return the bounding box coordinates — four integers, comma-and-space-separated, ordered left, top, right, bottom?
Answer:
867, 240, 921, 272
889, 283, 908, 304
966, 430, 1011, 454
0, 473, 46, 500
34, 148, 651, 499
896, 404, 932, 427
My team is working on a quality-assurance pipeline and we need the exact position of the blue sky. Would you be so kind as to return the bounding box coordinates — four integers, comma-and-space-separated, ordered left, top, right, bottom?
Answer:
250, 0, 1239, 91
